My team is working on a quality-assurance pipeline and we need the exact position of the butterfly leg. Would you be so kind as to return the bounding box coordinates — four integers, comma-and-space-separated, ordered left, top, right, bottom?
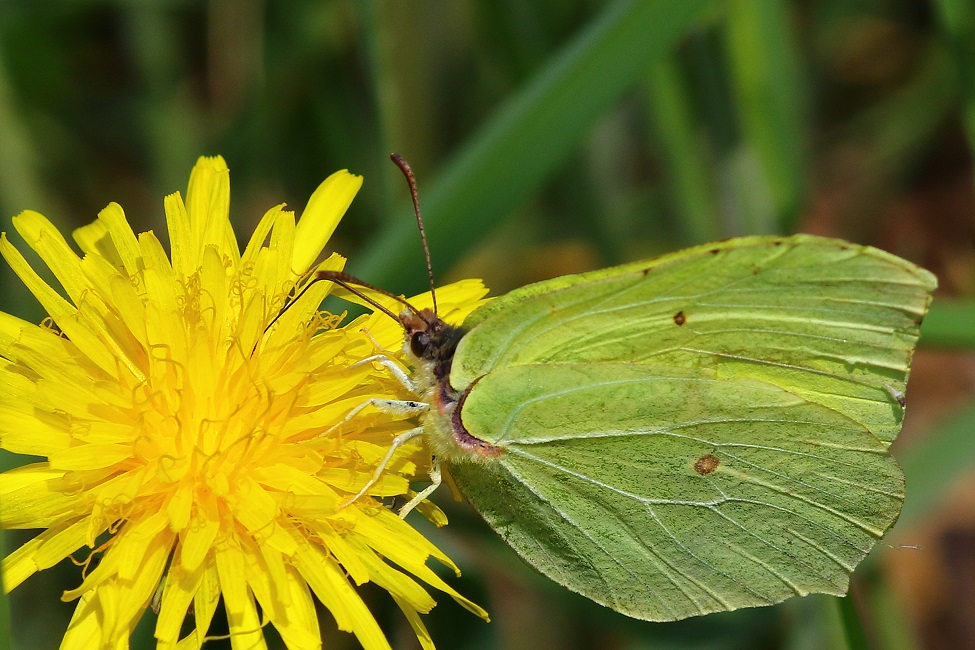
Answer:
356, 327, 419, 392
319, 397, 428, 440
350, 354, 418, 393
340, 424, 427, 509
398, 456, 442, 519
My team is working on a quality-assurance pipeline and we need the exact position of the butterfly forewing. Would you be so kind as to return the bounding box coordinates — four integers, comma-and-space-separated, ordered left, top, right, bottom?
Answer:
451, 235, 935, 445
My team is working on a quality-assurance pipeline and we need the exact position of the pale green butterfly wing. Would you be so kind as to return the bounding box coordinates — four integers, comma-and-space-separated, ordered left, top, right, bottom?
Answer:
442, 235, 934, 620
452, 235, 936, 445
448, 362, 902, 621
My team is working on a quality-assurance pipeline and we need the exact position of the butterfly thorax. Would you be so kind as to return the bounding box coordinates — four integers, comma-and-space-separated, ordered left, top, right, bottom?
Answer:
400, 308, 503, 463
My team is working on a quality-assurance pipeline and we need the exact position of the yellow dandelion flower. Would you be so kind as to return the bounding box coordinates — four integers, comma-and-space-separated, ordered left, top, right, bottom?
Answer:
0, 156, 489, 649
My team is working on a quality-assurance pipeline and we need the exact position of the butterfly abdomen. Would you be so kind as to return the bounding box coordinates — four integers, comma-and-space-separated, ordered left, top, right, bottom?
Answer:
419, 375, 505, 465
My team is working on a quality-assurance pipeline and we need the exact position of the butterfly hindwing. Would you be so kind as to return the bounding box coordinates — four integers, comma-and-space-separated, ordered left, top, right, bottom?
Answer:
449, 362, 903, 621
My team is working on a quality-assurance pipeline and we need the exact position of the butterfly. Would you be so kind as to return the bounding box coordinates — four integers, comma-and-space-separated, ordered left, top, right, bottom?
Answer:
318, 156, 936, 622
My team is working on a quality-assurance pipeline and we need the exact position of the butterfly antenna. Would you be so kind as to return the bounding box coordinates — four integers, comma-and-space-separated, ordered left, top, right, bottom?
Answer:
265, 270, 421, 340
314, 270, 418, 321
390, 153, 438, 315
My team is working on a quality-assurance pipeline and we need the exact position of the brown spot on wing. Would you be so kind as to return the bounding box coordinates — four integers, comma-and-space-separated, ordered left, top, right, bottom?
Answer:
694, 454, 720, 475
673, 311, 686, 326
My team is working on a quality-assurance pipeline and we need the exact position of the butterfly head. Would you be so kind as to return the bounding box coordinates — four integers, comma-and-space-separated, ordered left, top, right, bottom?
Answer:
399, 308, 465, 385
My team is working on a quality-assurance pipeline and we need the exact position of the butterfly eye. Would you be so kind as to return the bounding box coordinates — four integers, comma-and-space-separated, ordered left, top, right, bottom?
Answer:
410, 332, 431, 358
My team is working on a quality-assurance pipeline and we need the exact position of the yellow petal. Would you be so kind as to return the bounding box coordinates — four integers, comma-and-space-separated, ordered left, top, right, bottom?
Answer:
0, 471, 78, 529
155, 548, 206, 645
179, 513, 219, 573
214, 544, 266, 650
72, 215, 116, 262
49, 443, 132, 471
164, 190, 192, 277
115, 526, 174, 635
33, 518, 90, 572
192, 556, 222, 648
60, 591, 106, 649
62, 536, 121, 601
276, 565, 322, 650
0, 234, 117, 377
392, 595, 436, 650
77, 202, 142, 276
291, 170, 362, 274
293, 541, 391, 650
0, 401, 72, 457
2, 535, 43, 591
12, 210, 89, 305
241, 536, 321, 650
241, 204, 286, 267
177, 156, 238, 274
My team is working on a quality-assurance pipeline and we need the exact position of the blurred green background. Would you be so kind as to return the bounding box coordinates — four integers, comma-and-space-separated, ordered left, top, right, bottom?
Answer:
2, 1, 975, 648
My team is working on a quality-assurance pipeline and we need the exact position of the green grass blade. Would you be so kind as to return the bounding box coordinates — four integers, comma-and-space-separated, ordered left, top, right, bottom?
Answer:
936, 0, 975, 152
835, 595, 870, 650
358, 0, 439, 211
645, 55, 722, 244
723, 0, 807, 233
867, 571, 921, 650
120, 5, 204, 194
0, 54, 46, 325
352, 0, 717, 291
919, 300, 975, 348
837, 44, 957, 236
782, 594, 847, 650
0, 57, 47, 220
898, 399, 975, 528
863, 44, 957, 173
